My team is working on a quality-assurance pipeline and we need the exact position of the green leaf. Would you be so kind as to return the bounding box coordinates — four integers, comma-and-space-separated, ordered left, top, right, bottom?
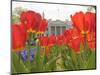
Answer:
12, 52, 29, 73
45, 55, 60, 71
69, 49, 79, 70
86, 51, 96, 69
35, 46, 44, 72
12, 63, 16, 73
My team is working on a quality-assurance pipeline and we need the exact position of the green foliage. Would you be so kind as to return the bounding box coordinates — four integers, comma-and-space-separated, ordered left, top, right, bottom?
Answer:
12, 41, 96, 74
12, 52, 29, 74
12, 15, 20, 24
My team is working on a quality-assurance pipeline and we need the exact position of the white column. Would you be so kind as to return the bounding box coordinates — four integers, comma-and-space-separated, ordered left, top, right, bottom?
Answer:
60, 26, 62, 34
55, 26, 56, 36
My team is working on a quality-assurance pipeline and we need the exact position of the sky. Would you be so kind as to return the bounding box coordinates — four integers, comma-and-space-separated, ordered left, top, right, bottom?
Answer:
12, 1, 95, 21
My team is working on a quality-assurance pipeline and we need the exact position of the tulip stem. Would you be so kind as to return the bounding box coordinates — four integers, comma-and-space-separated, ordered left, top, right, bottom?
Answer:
28, 32, 32, 71
82, 34, 88, 67
83, 34, 86, 48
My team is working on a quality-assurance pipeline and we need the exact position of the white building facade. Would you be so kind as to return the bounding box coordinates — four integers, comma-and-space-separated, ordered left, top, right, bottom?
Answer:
45, 19, 72, 36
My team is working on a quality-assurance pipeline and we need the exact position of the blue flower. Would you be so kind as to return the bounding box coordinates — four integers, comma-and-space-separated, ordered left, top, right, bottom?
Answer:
30, 48, 37, 55
30, 48, 37, 62
19, 48, 37, 62
19, 49, 28, 62
30, 54, 34, 62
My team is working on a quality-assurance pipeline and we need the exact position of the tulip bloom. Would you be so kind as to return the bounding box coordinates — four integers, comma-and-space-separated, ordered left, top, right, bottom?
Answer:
63, 28, 84, 53
70, 28, 81, 39
63, 29, 72, 43
71, 11, 96, 34
84, 12, 96, 33
20, 11, 42, 33
20, 11, 36, 32
34, 13, 42, 32
69, 37, 82, 53
63, 28, 82, 45
12, 23, 27, 52
71, 11, 96, 51
39, 36, 49, 47
56, 35, 66, 45
88, 41, 96, 50
49, 35, 57, 46
19, 23, 28, 46
86, 32, 96, 49
39, 36, 50, 57
38, 19, 48, 34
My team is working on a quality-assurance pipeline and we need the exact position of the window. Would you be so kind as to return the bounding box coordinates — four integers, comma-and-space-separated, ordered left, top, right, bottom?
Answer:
51, 26, 55, 35
56, 26, 61, 35
62, 26, 66, 33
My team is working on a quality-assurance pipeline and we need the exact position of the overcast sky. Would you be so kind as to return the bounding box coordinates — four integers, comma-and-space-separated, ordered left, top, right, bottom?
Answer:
12, 1, 95, 21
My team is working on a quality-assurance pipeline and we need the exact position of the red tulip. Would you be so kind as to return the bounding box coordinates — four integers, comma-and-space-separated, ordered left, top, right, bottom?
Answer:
19, 23, 28, 46
12, 23, 27, 52
34, 13, 42, 32
63, 28, 82, 45
20, 11, 35, 32
86, 32, 95, 42
48, 35, 57, 46
71, 12, 84, 33
69, 37, 82, 53
39, 36, 49, 46
39, 36, 51, 57
88, 41, 96, 50
70, 28, 81, 39
20, 10, 42, 33
38, 19, 48, 34
62, 28, 84, 53
86, 32, 96, 49
63, 29, 72, 43
71, 11, 96, 34
56, 35, 66, 45
84, 12, 96, 33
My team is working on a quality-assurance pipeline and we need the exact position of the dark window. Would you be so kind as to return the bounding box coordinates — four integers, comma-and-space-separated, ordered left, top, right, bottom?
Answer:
51, 26, 55, 35
56, 26, 61, 35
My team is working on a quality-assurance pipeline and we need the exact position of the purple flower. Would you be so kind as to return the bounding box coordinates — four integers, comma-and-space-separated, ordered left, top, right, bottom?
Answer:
19, 49, 28, 62
30, 48, 37, 62
19, 48, 37, 62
